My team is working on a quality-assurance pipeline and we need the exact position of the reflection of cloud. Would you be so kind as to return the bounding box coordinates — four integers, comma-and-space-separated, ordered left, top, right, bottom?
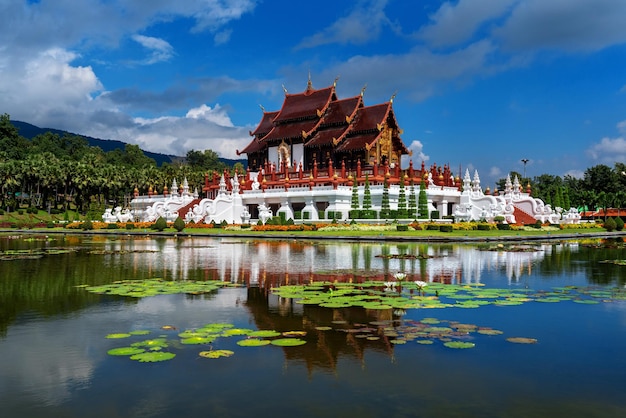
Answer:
0, 318, 96, 406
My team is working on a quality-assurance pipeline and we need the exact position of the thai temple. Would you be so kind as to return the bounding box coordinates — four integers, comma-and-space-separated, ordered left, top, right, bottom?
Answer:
107, 79, 580, 225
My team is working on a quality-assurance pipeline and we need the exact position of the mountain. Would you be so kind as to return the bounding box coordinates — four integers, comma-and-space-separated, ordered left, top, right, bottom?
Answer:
10, 120, 246, 168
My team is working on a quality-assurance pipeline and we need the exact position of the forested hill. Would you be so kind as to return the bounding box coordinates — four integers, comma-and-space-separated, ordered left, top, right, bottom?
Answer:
11, 120, 245, 168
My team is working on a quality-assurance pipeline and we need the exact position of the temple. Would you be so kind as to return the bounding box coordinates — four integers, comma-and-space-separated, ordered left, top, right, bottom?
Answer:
109, 79, 580, 226
238, 78, 409, 174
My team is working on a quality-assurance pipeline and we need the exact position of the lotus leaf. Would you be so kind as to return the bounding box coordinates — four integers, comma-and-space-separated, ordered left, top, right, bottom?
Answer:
282, 331, 307, 337
477, 329, 503, 335
443, 341, 475, 349
237, 338, 271, 347
107, 347, 146, 356
222, 328, 253, 336
128, 330, 151, 336
199, 350, 234, 358
106, 333, 132, 339
506, 337, 538, 344
271, 338, 307, 347
180, 336, 216, 345
131, 338, 168, 348
129, 351, 176, 362
416, 339, 434, 345
249, 330, 281, 338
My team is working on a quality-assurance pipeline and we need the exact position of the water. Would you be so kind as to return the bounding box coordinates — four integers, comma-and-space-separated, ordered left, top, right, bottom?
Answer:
1, 234, 626, 417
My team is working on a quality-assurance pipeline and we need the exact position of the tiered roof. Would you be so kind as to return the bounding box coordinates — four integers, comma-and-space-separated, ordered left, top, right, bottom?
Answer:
238, 81, 408, 157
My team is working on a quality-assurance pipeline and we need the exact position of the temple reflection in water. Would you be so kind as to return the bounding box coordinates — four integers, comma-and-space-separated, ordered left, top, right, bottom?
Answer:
94, 237, 576, 287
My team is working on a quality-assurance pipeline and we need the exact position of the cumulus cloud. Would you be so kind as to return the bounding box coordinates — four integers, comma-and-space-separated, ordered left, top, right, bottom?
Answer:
587, 136, 626, 164
317, 40, 496, 103
131, 35, 175, 64
93, 104, 254, 159
418, 0, 517, 48
296, 0, 393, 49
402, 140, 429, 168
494, 0, 626, 52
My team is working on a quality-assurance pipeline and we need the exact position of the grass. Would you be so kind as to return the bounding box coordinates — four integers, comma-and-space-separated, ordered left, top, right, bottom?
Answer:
0, 209, 613, 241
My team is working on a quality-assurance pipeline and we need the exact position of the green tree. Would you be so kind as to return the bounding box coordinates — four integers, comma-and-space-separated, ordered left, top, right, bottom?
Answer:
362, 174, 371, 210
408, 180, 417, 219
418, 178, 428, 219
351, 177, 359, 210
381, 178, 390, 213
397, 175, 407, 217
173, 216, 185, 232
0, 114, 30, 160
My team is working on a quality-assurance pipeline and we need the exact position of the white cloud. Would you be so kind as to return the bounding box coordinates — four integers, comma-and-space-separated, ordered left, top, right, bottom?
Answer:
418, 0, 517, 48
296, 0, 392, 49
132, 35, 174, 64
494, 0, 626, 52
185, 104, 234, 127
587, 136, 626, 163
489, 166, 502, 178
404, 140, 429, 165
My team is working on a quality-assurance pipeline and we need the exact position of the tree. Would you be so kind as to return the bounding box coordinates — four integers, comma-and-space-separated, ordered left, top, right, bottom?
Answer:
362, 174, 372, 210
381, 177, 390, 213
351, 177, 359, 210
0, 114, 30, 160
173, 216, 185, 232
397, 175, 407, 216
418, 178, 428, 219
408, 180, 417, 219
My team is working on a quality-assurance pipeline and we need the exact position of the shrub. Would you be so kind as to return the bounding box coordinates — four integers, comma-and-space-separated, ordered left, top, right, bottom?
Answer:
396, 224, 409, 231
349, 209, 361, 219
615, 216, 624, 231
533, 219, 543, 229
430, 210, 440, 219
173, 216, 186, 232
220, 220, 228, 228
81, 220, 94, 230
494, 216, 505, 223
604, 217, 617, 232
426, 224, 439, 231
18, 209, 24, 215
107, 223, 119, 229
154, 217, 167, 231
496, 223, 511, 230
439, 225, 453, 232
125, 222, 135, 230
477, 223, 491, 231
0, 209, 4, 215
46, 222, 55, 228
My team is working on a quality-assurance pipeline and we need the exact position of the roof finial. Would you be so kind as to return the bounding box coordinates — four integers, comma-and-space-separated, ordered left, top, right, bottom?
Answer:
282, 84, 288, 94
390, 91, 397, 103
259, 104, 265, 112
333, 75, 340, 87
360, 84, 367, 97
307, 70, 313, 91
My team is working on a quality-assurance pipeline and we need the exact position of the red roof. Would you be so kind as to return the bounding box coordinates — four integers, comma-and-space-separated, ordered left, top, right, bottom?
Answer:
351, 103, 390, 132
305, 125, 350, 148
320, 96, 361, 125
336, 131, 382, 152
238, 137, 265, 155
251, 111, 279, 137
273, 86, 335, 122
261, 118, 320, 142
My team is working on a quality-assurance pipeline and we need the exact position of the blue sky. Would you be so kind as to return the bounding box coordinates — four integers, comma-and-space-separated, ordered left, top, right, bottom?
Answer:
1, 0, 625, 187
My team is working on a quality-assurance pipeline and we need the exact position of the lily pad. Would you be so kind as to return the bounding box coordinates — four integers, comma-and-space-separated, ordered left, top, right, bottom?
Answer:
443, 341, 475, 349
105, 333, 132, 339
270, 338, 307, 347
249, 330, 281, 338
129, 351, 176, 362
199, 350, 234, 359
128, 330, 151, 336
107, 347, 146, 356
237, 338, 271, 347
506, 337, 538, 344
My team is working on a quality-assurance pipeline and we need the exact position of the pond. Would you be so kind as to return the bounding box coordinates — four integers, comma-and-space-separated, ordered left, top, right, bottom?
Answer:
1, 234, 626, 418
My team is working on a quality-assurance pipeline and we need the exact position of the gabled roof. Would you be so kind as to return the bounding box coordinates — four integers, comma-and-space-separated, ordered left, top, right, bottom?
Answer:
261, 118, 319, 143
273, 86, 335, 123
251, 111, 279, 137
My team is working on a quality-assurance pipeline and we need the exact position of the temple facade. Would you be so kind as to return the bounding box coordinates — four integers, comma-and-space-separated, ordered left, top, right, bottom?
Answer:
238, 79, 409, 174
109, 79, 578, 226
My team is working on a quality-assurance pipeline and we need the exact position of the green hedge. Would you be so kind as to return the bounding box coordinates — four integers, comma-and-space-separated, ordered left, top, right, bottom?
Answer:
396, 224, 409, 231
439, 225, 453, 232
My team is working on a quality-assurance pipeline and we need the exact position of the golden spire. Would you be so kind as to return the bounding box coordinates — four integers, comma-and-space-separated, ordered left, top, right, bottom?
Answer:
333, 75, 340, 87
390, 91, 397, 103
